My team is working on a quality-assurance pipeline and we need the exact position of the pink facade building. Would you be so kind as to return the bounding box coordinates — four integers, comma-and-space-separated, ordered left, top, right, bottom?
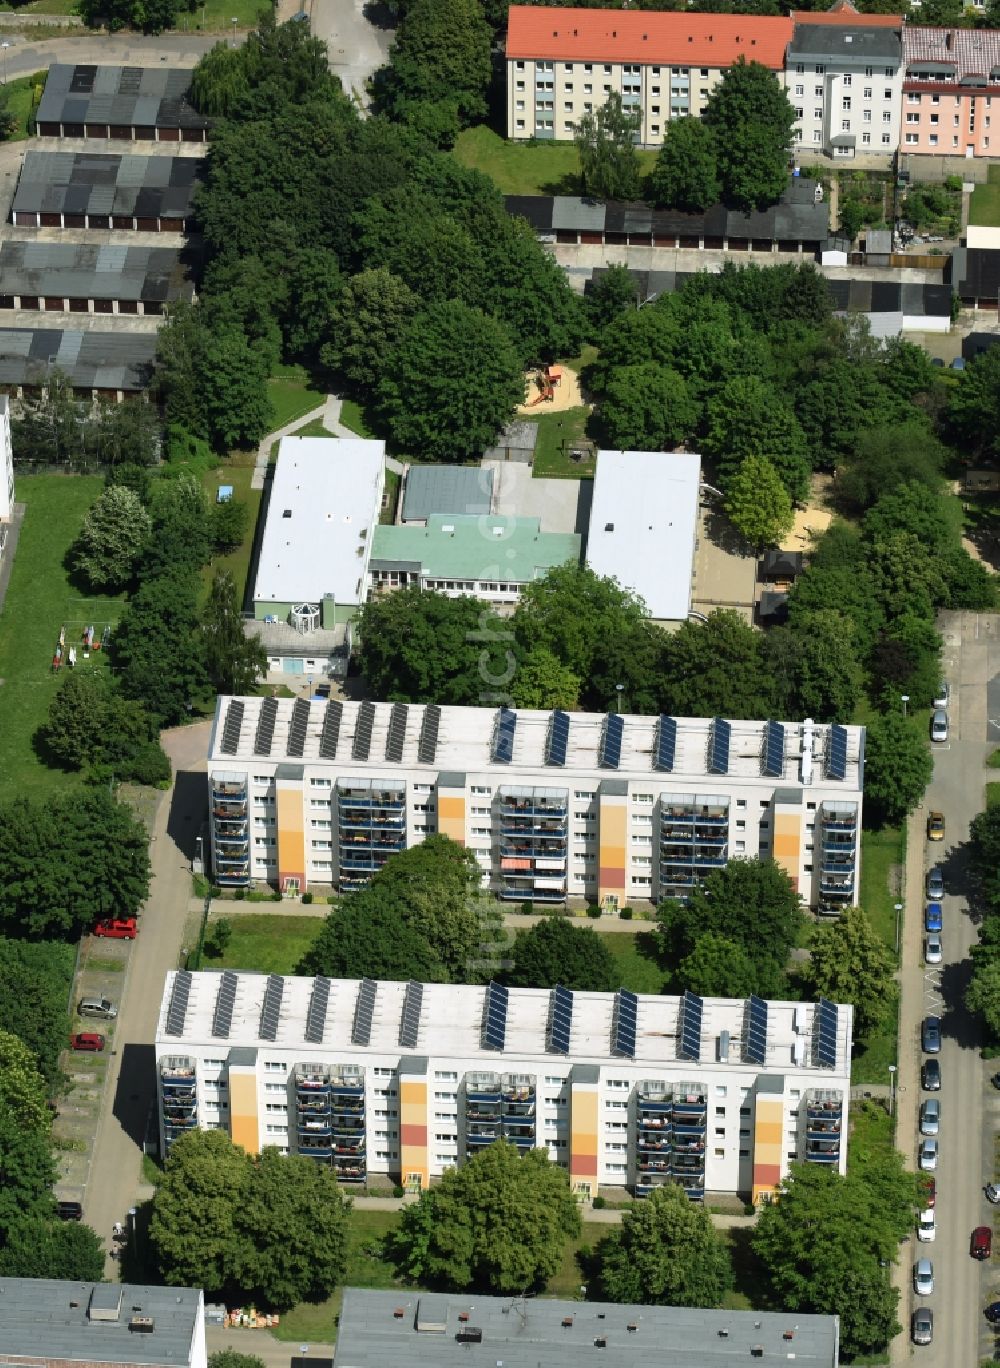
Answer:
902, 27, 1000, 157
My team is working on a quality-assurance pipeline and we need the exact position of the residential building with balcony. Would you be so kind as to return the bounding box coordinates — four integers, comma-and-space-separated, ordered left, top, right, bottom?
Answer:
505, 5, 792, 146
207, 698, 864, 911
902, 26, 1000, 157
155, 970, 853, 1203
785, 17, 903, 160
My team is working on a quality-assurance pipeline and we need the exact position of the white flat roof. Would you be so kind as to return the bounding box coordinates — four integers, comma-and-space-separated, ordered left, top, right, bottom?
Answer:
586, 449, 701, 621
253, 436, 384, 607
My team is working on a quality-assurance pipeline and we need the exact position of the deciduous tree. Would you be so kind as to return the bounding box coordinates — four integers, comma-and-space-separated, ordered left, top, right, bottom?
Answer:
297, 902, 440, 982
0, 1030, 52, 1135
509, 647, 581, 712
649, 117, 720, 211
598, 363, 698, 451
659, 610, 777, 720
70, 485, 151, 592
966, 957, 1000, 1040
150, 1129, 250, 1295
0, 938, 74, 1087
805, 907, 896, 1039
596, 1183, 732, 1306
321, 269, 420, 389
41, 671, 168, 786
723, 455, 794, 547
375, 0, 492, 131
587, 265, 640, 332
705, 375, 811, 503
574, 93, 642, 201
392, 1141, 580, 1293
202, 572, 267, 697
862, 712, 933, 828
0, 1217, 104, 1280
507, 918, 616, 992
767, 609, 865, 723
112, 570, 209, 725
703, 58, 795, 209
677, 933, 758, 998
0, 1111, 56, 1241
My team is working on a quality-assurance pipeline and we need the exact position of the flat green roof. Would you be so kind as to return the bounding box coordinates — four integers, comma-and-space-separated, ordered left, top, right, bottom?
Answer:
371, 514, 580, 584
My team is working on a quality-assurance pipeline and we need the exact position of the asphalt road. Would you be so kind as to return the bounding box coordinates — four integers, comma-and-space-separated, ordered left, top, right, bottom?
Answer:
0, 32, 217, 84
891, 610, 1000, 1366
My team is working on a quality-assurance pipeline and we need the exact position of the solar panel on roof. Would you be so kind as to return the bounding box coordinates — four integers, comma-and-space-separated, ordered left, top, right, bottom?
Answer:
211, 971, 238, 1039
417, 705, 441, 764
220, 700, 244, 756
826, 724, 848, 781
482, 981, 509, 1050
762, 720, 785, 779
600, 714, 624, 769
319, 700, 342, 760
707, 717, 731, 775
545, 710, 570, 767
164, 970, 192, 1037
353, 701, 376, 761
678, 991, 703, 1062
259, 973, 284, 1042
611, 988, 638, 1057
743, 995, 768, 1065
352, 978, 377, 1047
286, 697, 309, 758
548, 985, 574, 1054
385, 703, 408, 763
304, 977, 331, 1044
814, 998, 839, 1069
254, 697, 278, 756
654, 715, 676, 772
492, 708, 517, 764
399, 980, 424, 1049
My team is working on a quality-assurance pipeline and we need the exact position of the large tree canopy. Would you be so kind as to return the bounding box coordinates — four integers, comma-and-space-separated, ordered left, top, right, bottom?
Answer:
703, 58, 796, 209
506, 918, 616, 992
596, 1183, 732, 1306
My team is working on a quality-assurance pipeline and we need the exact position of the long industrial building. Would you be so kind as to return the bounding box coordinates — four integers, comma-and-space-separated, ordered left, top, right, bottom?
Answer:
155, 969, 853, 1203
35, 64, 209, 142
0, 242, 194, 316
208, 698, 864, 913
11, 151, 201, 232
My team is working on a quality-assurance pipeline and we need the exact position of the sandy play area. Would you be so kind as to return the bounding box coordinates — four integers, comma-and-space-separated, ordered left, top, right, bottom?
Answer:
781, 473, 834, 552
517, 365, 586, 416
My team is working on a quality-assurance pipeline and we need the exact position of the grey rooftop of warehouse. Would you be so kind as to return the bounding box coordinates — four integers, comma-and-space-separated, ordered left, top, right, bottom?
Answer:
12, 150, 201, 219
332, 1290, 840, 1368
0, 241, 194, 304
36, 63, 208, 132
0, 1279, 203, 1367
0, 328, 156, 390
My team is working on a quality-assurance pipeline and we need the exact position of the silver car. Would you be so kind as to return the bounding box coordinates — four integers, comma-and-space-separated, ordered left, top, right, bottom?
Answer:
931, 710, 948, 743
925, 934, 943, 965
919, 1100, 940, 1136
919, 1139, 938, 1171
913, 1258, 934, 1296
912, 1307, 933, 1346
933, 682, 950, 709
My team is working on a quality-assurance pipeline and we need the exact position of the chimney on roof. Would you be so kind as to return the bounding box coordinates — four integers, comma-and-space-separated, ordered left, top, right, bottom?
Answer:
946, 29, 952, 48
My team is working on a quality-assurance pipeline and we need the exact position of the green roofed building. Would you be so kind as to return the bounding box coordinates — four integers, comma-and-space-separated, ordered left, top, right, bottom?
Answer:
370, 513, 580, 607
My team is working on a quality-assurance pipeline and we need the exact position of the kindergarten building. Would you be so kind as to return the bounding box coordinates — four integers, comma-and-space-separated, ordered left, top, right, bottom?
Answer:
155, 968, 853, 1203
207, 696, 864, 913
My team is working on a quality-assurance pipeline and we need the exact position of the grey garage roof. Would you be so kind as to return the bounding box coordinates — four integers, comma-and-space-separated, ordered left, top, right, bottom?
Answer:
333, 1289, 840, 1368
36, 64, 208, 132
551, 197, 607, 232
401, 464, 494, 522
13, 150, 202, 220
0, 1279, 202, 1366
0, 241, 194, 303
0, 328, 157, 391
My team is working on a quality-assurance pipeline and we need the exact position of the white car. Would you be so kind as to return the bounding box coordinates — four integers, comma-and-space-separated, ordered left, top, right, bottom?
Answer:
914, 1258, 934, 1296
925, 934, 942, 965
917, 1208, 936, 1242
933, 682, 950, 709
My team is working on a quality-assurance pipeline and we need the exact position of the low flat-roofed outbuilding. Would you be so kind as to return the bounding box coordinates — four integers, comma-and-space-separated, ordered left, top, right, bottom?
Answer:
12, 151, 202, 231
0, 327, 156, 397
36, 64, 209, 141
0, 241, 194, 315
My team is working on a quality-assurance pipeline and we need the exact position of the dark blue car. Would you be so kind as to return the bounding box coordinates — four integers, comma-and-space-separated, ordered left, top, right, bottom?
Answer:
924, 902, 943, 932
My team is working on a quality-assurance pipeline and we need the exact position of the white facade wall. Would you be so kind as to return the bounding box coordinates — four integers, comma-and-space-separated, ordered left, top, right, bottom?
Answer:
785, 40, 902, 159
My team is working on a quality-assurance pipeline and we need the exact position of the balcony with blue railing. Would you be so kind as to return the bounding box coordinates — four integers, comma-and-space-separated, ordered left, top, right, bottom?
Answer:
213, 778, 247, 799
161, 1059, 196, 1091
338, 788, 406, 811
466, 1125, 499, 1146
498, 795, 568, 818
335, 1162, 366, 1182
637, 1082, 672, 1115
660, 803, 729, 826
502, 1122, 536, 1147
335, 1137, 366, 1156
672, 1086, 707, 1118
634, 1172, 675, 1196
299, 1117, 334, 1137
805, 1140, 840, 1163
819, 875, 854, 898
296, 1066, 332, 1095
501, 884, 566, 903
299, 1142, 333, 1160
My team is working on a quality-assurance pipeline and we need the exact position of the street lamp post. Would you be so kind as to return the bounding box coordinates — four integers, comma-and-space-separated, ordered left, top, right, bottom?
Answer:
894, 901, 903, 956
901, 694, 910, 717
888, 1064, 897, 1117
231, 15, 238, 45
615, 683, 624, 714
1, 43, 9, 87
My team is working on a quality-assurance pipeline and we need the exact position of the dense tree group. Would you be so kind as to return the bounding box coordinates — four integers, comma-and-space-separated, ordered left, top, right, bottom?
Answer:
13, 379, 160, 471
595, 1183, 732, 1306
965, 806, 1000, 1043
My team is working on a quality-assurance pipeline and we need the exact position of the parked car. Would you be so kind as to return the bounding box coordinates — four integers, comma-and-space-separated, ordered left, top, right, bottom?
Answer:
992, 1071, 1000, 1090
925, 934, 943, 965
926, 811, 945, 842
69, 1032, 105, 1052
913, 1258, 934, 1295
922, 1059, 941, 1091
919, 1139, 939, 1171
971, 1226, 992, 1260
926, 867, 945, 900
922, 1175, 936, 1208
985, 1183, 999, 1205
924, 903, 943, 933
56, 1200, 83, 1221
922, 1016, 941, 1053
92, 917, 137, 940
986, 1302, 1000, 1324
917, 1208, 936, 1242
912, 1307, 933, 1345
931, 710, 949, 742
919, 1099, 940, 1136
77, 996, 117, 1021
933, 681, 950, 709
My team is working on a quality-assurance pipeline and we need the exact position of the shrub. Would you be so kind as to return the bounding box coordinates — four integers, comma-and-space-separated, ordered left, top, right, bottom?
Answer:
592, 1195, 606, 1209
620, 906, 633, 921
302, 891, 313, 905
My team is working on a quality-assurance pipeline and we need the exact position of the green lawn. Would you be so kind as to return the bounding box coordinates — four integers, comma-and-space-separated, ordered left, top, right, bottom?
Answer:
338, 398, 375, 439
266, 369, 326, 433
274, 1210, 403, 1342
199, 465, 263, 606
4, 71, 47, 139
970, 164, 1000, 228
530, 407, 595, 480
381, 468, 400, 525
293, 418, 336, 439
206, 912, 321, 975
988, 782, 1000, 811
603, 930, 669, 994
0, 475, 125, 799
851, 825, 904, 1085
453, 125, 657, 197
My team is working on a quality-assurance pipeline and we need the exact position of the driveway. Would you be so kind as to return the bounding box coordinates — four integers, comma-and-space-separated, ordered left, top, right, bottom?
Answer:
0, 32, 218, 84
82, 722, 210, 1271
891, 610, 998, 1367
309, 0, 395, 106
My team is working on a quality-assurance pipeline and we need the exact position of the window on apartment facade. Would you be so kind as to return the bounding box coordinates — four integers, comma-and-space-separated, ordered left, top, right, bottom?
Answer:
864, 86, 872, 99
843, 74, 852, 87
908, 92, 921, 103
885, 68, 894, 77
794, 83, 804, 96
861, 131, 871, 145
929, 134, 938, 145
814, 85, 823, 97
813, 130, 821, 142
584, 82, 592, 94
882, 110, 891, 123
842, 96, 851, 110
881, 132, 891, 144
841, 120, 850, 132
906, 112, 918, 123
515, 60, 524, 69
864, 109, 872, 122
795, 62, 804, 73
814, 107, 822, 119
795, 106, 803, 119
815, 64, 825, 74
930, 113, 939, 124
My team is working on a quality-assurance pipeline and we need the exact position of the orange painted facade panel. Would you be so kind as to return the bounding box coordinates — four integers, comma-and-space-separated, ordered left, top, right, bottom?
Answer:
598, 796, 627, 900
752, 1096, 784, 1205
276, 781, 305, 888
438, 792, 466, 846
229, 1071, 260, 1155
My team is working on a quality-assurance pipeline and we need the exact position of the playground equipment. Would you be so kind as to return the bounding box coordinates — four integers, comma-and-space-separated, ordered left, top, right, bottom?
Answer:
526, 365, 562, 407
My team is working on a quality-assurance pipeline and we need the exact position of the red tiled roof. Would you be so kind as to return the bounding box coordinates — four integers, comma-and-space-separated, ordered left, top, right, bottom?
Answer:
506, 6, 793, 69
904, 24, 1000, 79
790, 2, 902, 27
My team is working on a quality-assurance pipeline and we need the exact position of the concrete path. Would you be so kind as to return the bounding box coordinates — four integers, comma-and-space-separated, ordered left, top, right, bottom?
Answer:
83, 722, 212, 1273
251, 405, 326, 490
207, 1325, 331, 1367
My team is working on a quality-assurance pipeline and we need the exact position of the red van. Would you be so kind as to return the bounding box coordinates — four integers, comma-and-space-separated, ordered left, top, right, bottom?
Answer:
971, 1226, 992, 1261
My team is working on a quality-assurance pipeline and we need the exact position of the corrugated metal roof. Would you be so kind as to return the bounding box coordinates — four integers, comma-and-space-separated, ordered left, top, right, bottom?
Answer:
0, 241, 193, 303
0, 328, 156, 390
36, 63, 208, 130
401, 466, 494, 522
12, 151, 202, 220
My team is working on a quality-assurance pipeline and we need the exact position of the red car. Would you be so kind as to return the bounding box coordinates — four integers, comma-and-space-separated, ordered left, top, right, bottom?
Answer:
921, 1175, 936, 1209
92, 918, 137, 940
972, 1226, 993, 1261
69, 1032, 105, 1052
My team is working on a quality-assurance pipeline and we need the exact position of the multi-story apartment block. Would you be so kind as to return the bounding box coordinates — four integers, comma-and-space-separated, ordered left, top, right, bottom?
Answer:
785, 19, 903, 159
155, 970, 853, 1204
902, 27, 1000, 157
208, 698, 864, 913
505, 6, 792, 146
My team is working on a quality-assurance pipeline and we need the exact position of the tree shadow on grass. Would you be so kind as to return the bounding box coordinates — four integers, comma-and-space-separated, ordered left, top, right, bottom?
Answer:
727, 1226, 771, 1311
540, 172, 585, 197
